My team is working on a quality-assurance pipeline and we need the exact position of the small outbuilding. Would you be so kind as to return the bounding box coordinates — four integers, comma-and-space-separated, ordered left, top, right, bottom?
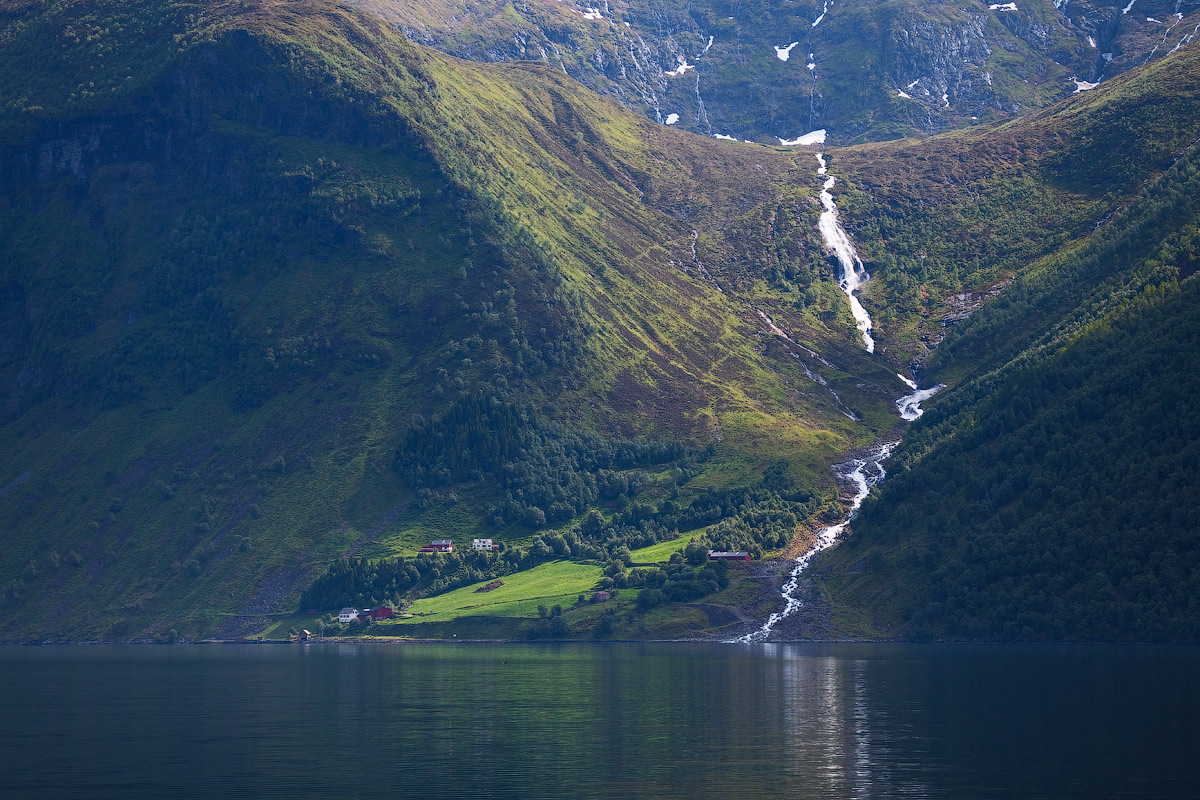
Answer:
708, 551, 752, 562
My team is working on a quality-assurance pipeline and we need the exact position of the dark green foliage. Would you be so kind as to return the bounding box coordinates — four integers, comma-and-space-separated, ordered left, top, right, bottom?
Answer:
683, 541, 708, 566
816, 70, 1200, 642
930, 154, 1200, 377
575, 481, 817, 559
591, 610, 615, 638
395, 391, 689, 528
632, 557, 727, 609
702, 501, 804, 559
522, 615, 570, 640
636, 588, 665, 611
833, 274, 1200, 641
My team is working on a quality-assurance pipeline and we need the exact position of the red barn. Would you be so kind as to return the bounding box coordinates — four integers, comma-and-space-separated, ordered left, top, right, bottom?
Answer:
364, 606, 395, 620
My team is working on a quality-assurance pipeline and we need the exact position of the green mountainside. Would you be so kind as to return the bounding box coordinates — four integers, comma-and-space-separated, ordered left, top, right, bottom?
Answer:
0, 0, 909, 641
1, 0, 1198, 642
814, 42, 1200, 640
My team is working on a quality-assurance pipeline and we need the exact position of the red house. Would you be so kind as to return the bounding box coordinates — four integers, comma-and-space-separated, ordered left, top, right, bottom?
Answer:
419, 539, 454, 554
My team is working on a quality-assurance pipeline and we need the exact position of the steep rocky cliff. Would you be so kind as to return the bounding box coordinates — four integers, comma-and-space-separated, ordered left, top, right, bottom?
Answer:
363, 0, 1200, 142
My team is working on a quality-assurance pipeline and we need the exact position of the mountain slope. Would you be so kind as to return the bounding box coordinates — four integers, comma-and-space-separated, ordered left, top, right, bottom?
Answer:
812, 41, 1200, 641
0, 0, 910, 640
3, 0, 1199, 642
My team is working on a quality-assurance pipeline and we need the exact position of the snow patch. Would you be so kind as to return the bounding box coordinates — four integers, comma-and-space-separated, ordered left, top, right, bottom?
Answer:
989, 2, 1018, 10
812, 0, 830, 27
1088, 35, 1097, 47
774, 42, 800, 61
942, 92, 950, 106
897, 374, 918, 391
1121, 0, 1136, 14
778, 129, 827, 146
664, 113, 679, 125
664, 58, 695, 77
580, 7, 603, 20
1147, 16, 1161, 22
807, 61, 816, 70
1072, 77, 1098, 92
898, 90, 912, 98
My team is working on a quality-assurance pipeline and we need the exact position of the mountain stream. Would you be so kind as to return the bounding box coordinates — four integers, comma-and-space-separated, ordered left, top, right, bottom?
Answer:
816, 153, 875, 352
735, 154, 942, 642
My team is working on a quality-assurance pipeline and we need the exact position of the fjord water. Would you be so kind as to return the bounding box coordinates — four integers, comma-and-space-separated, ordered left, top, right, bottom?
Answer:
4, 644, 1199, 799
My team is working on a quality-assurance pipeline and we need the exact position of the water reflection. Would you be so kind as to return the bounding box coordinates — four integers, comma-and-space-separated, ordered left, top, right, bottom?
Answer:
764, 648, 916, 799
2, 643, 1199, 799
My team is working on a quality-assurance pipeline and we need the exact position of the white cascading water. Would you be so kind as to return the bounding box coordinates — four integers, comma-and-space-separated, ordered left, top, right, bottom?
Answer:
895, 373, 944, 421
815, 153, 874, 352
736, 442, 896, 643
732, 155, 947, 643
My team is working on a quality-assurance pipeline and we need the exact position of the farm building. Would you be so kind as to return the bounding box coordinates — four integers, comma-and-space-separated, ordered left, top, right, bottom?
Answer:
471, 538, 499, 551
364, 606, 395, 621
419, 539, 454, 553
338, 607, 360, 623
708, 551, 752, 562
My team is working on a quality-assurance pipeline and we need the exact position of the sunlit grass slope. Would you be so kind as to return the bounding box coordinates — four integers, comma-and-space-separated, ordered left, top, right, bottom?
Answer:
394, 560, 603, 621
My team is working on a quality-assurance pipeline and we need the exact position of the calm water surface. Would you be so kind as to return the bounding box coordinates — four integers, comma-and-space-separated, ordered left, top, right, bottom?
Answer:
2, 643, 1198, 799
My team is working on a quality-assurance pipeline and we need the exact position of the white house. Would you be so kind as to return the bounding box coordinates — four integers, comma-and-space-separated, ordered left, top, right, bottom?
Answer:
472, 538, 496, 551
338, 607, 360, 624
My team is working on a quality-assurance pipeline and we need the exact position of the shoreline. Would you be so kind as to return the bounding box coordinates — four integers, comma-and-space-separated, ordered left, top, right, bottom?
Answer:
4, 635, 1199, 646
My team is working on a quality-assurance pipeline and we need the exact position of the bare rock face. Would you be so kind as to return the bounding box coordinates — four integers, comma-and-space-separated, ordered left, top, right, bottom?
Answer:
363, 0, 1200, 143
